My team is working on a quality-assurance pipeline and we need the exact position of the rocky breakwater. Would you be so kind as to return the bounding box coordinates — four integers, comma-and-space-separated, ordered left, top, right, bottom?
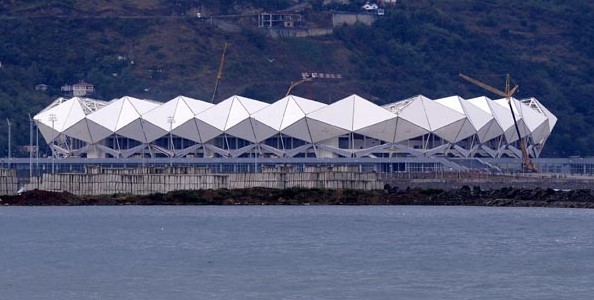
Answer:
1, 186, 594, 208
386, 186, 594, 208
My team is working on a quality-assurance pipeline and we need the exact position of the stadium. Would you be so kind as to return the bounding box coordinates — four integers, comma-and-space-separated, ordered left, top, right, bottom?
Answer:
33, 93, 556, 160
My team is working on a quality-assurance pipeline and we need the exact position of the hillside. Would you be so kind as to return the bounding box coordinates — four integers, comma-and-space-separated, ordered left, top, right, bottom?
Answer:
0, 0, 592, 157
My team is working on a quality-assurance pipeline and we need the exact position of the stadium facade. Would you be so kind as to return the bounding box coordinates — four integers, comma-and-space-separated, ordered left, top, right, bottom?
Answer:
33, 94, 556, 160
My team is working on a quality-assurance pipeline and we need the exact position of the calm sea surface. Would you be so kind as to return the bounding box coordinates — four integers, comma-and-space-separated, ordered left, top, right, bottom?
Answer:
0, 205, 593, 300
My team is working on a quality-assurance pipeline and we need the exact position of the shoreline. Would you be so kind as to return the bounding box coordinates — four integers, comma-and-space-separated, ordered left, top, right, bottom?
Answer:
1, 187, 594, 208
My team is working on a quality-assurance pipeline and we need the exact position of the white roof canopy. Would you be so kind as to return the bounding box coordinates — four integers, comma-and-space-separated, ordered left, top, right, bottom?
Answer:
251, 95, 326, 143
86, 96, 161, 143
143, 96, 213, 143
33, 93, 557, 158
196, 95, 269, 143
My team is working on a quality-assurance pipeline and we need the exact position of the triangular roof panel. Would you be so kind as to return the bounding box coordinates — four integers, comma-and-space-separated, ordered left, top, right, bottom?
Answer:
34, 97, 85, 132
393, 95, 431, 131
436, 96, 497, 142
281, 119, 315, 143
421, 97, 466, 132
86, 96, 161, 142
308, 94, 395, 132
356, 117, 398, 143
63, 119, 93, 143
528, 97, 557, 134
468, 96, 517, 142
494, 98, 530, 138
393, 117, 430, 143
197, 95, 268, 132
251, 95, 325, 142
306, 118, 350, 143
194, 120, 222, 143
143, 97, 191, 131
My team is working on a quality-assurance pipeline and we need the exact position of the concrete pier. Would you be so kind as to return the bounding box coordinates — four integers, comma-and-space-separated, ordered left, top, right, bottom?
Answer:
25, 166, 386, 196
0, 168, 18, 196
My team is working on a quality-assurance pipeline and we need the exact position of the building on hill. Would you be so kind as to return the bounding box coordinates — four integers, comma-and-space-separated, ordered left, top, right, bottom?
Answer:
60, 84, 72, 93
258, 12, 304, 28
362, 2, 379, 11
72, 81, 94, 97
35, 84, 49, 92
361, 2, 385, 15
33, 94, 556, 161
378, 0, 397, 6
61, 81, 95, 97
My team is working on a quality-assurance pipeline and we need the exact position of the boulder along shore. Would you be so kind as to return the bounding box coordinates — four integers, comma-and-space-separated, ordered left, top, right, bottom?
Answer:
2, 186, 594, 208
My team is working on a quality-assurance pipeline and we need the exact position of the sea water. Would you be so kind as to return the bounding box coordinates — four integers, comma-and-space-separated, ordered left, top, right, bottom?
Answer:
0, 206, 593, 300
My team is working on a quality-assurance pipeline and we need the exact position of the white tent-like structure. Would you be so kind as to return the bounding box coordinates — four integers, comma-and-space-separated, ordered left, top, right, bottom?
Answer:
33, 93, 557, 159
86, 96, 160, 142
252, 95, 326, 141
34, 97, 108, 157
134, 95, 214, 157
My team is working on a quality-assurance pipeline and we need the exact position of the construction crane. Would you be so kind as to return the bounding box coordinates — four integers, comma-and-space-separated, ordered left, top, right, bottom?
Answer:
285, 72, 342, 97
286, 74, 313, 97
459, 73, 537, 172
211, 42, 228, 103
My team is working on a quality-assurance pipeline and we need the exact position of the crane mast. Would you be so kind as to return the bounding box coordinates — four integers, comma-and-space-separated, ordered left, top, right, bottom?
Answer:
211, 42, 228, 103
459, 73, 537, 172
285, 72, 342, 97
286, 77, 313, 97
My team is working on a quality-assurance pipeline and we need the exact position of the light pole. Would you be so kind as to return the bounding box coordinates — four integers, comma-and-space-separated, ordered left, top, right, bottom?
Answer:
49, 113, 57, 174
36, 118, 39, 174
28, 114, 33, 178
6, 118, 10, 168
167, 116, 175, 167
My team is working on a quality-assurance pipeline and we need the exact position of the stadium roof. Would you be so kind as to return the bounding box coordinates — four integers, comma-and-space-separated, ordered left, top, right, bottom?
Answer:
33, 93, 557, 159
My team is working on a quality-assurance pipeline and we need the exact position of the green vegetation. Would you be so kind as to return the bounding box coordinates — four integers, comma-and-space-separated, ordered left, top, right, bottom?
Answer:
0, 0, 592, 157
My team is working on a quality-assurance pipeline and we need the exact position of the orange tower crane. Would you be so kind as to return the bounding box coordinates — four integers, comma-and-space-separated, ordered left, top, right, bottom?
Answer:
459, 73, 537, 172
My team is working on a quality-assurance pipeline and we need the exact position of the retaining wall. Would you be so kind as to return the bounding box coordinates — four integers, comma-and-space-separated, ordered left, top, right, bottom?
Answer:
0, 168, 18, 196
267, 27, 333, 38
25, 166, 385, 196
332, 13, 376, 27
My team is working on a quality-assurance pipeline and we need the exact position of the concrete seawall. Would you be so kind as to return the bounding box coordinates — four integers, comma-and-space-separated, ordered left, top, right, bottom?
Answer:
25, 166, 385, 196
19, 166, 594, 196
0, 168, 18, 196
